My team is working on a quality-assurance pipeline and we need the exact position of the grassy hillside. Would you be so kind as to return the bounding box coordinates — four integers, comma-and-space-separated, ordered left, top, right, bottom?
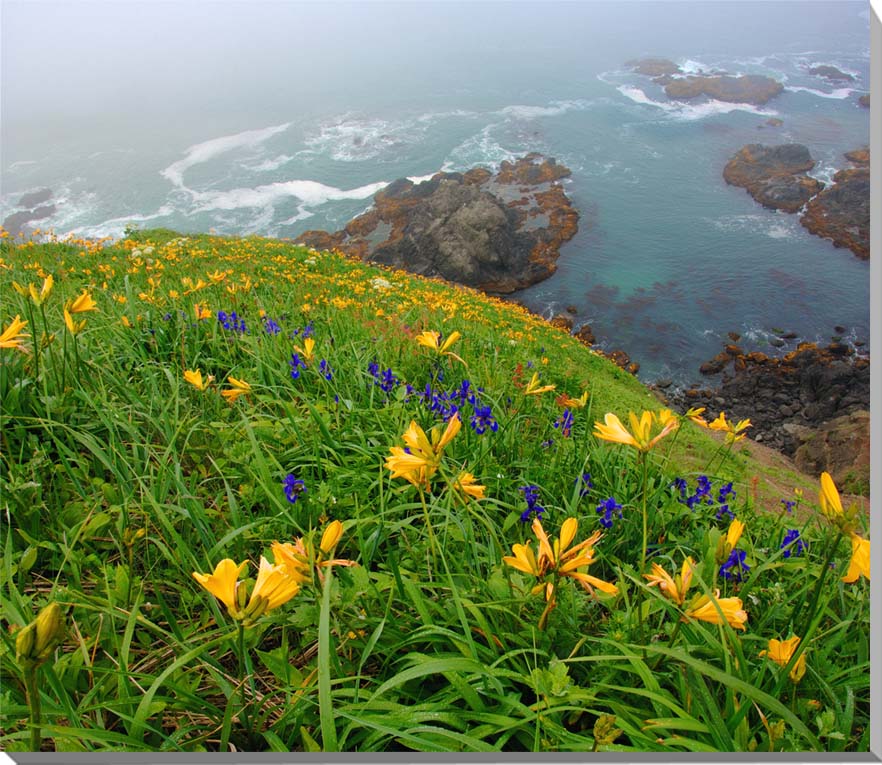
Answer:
0, 227, 870, 752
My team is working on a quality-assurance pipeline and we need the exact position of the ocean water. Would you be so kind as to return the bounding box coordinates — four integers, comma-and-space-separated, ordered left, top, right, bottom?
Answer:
1, 1, 870, 384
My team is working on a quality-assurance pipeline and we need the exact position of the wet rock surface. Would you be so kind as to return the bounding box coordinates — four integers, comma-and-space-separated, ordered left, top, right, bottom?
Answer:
666, 341, 870, 460
293, 154, 579, 293
2, 189, 56, 237
663, 74, 784, 105
723, 144, 822, 213
808, 65, 855, 82
800, 160, 870, 260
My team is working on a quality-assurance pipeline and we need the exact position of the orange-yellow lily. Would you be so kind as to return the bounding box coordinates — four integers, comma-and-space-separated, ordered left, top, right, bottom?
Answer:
385, 415, 461, 489
0, 315, 29, 352
183, 369, 214, 391
761, 636, 807, 683
708, 412, 751, 444
818, 471, 843, 520
683, 591, 748, 631
221, 376, 251, 403
594, 410, 678, 452
644, 557, 695, 605
63, 308, 87, 336
416, 329, 465, 364
192, 557, 300, 623
684, 407, 708, 427
67, 291, 97, 314
453, 471, 486, 500
27, 275, 54, 307
524, 371, 556, 396
557, 390, 589, 409
194, 303, 212, 321
272, 520, 357, 586
294, 337, 315, 363
842, 534, 870, 583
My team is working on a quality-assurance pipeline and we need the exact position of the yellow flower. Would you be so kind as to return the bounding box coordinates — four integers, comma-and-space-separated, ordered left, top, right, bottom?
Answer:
524, 371, 556, 396
272, 520, 357, 586
415, 329, 465, 364
67, 291, 97, 314
761, 636, 807, 683
319, 519, 344, 555
29, 275, 54, 306
708, 412, 751, 444
63, 307, 86, 336
557, 390, 589, 409
683, 591, 748, 631
0, 315, 29, 352
644, 557, 695, 605
453, 471, 485, 500
842, 534, 870, 583
294, 337, 315, 363
183, 369, 213, 391
593, 410, 678, 452
726, 519, 745, 549
192, 559, 248, 611
654, 409, 679, 429
818, 471, 843, 520
193, 303, 212, 321
221, 376, 251, 403
385, 415, 461, 489
684, 407, 708, 427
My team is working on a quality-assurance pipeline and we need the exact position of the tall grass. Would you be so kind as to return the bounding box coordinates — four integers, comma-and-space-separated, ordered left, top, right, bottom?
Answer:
0, 227, 870, 752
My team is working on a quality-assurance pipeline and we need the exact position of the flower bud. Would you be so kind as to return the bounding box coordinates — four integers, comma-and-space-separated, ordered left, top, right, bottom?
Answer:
16, 602, 65, 668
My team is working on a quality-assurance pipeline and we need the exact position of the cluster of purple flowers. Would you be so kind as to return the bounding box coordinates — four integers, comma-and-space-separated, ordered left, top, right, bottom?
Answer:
417, 379, 498, 435
262, 316, 282, 335
217, 310, 247, 333
553, 409, 574, 438
319, 359, 333, 381
595, 497, 623, 529
368, 362, 400, 393
673, 476, 736, 519
719, 548, 750, 582
282, 474, 306, 504
575, 472, 593, 498
781, 529, 807, 558
291, 323, 314, 339
289, 353, 307, 380
781, 499, 797, 514
519, 484, 545, 523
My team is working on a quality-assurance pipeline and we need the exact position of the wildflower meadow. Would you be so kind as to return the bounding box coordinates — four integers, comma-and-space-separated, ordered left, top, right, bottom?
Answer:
0, 227, 870, 753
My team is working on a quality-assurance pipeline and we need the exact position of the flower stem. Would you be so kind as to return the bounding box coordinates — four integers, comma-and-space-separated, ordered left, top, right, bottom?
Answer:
24, 665, 42, 752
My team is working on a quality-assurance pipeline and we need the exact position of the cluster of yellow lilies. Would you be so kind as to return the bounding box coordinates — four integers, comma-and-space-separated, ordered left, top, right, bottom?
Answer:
192, 520, 355, 626
183, 369, 252, 403
2, 276, 99, 349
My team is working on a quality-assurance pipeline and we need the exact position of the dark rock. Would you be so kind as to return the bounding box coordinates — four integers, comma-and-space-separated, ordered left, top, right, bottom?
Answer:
2, 205, 57, 237
769, 338, 785, 348
627, 57, 682, 77
605, 349, 639, 375
655, 378, 673, 389
843, 148, 869, 166
565, 304, 578, 315
17, 188, 53, 208
723, 144, 823, 213
574, 324, 595, 346
664, 74, 784, 105
800, 163, 869, 259
808, 65, 855, 82
766, 117, 784, 127
549, 314, 574, 332
727, 331, 741, 342
781, 331, 798, 339
834, 325, 846, 334
858, 94, 870, 108
293, 155, 579, 293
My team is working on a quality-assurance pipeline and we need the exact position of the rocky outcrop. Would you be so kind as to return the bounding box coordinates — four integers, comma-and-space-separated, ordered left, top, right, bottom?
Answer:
808, 65, 855, 82
858, 94, 869, 107
664, 74, 783, 105
843, 147, 869, 166
626, 57, 682, 77
723, 144, 823, 213
668, 341, 870, 456
293, 154, 579, 294
2, 188, 56, 237
793, 410, 870, 495
800, 155, 870, 260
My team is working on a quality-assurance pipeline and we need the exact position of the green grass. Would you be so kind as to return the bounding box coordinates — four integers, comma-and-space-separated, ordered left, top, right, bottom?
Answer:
0, 227, 870, 752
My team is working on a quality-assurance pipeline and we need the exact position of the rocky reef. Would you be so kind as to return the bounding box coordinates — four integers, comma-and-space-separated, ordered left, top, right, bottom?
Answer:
667, 340, 870, 492
800, 153, 870, 260
723, 144, 823, 213
2, 188, 56, 237
858, 94, 869, 107
808, 65, 855, 82
626, 58, 784, 105
293, 154, 578, 294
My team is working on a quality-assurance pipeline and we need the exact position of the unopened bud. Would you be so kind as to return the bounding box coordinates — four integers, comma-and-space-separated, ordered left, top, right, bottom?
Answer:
16, 602, 65, 668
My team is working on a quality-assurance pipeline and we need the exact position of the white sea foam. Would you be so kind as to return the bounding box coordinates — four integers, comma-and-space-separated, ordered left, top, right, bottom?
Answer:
712, 213, 800, 240
161, 122, 290, 189
7, 160, 38, 171
497, 100, 591, 120
303, 116, 423, 162
679, 58, 710, 74
191, 179, 389, 212
68, 205, 176, 239
785, 85, 854, 99
242, 154, 294, 172
445, 124, 522, 170
807, 163, 838, 186
616, 85, 777, 120
407, 173, 438, 185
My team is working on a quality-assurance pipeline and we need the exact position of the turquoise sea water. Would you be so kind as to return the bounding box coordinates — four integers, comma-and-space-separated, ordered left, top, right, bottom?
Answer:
1, 2, 870, 383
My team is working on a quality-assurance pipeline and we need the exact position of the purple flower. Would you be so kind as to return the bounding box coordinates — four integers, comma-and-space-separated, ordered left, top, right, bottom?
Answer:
576, 472, 593, 498
289, 353, 307, 380
282, 474, 306, 504
781, 499, 796, 514
781, 529, 806, 558
596, 497, 623, 529
319, 359, 333, 381
719, 548, 749, 582
263, 316, 282, 335
553, 409, 574, 437
519, 484, 545, 523
470, 404, 498, 435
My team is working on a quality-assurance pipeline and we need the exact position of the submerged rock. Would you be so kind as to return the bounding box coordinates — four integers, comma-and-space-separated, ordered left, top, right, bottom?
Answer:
626, 57, 682, 77
858, 94, 870, 107
2, 205, 57, 237
293, 154, 579, 293
723, 144, 823, 213
808, 65, 855, 82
